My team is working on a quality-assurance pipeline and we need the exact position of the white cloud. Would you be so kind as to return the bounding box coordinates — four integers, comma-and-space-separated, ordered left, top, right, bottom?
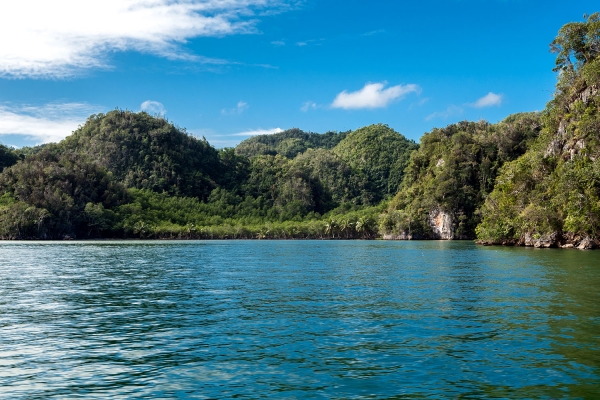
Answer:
0, 103, 103, 144
141, 100, 166, 116
232, 127, 283, 136
296, 42, 308, 47
470, 92, 503, 108
300, 101, 317, 112
425, 105, 463, 121
271, 40, 286, 46
0, 0, 287, 78
331, 82, 421, 110
221, 101, 249, 115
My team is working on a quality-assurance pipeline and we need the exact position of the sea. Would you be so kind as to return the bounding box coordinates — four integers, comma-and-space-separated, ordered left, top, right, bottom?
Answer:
0, 240, 599, 398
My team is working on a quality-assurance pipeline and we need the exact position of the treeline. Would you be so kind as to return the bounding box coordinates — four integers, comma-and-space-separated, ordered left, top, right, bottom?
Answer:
1, 13, 599, 247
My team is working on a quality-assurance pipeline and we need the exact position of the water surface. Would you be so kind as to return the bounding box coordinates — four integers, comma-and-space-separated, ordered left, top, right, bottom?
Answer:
0, 240, 599, 398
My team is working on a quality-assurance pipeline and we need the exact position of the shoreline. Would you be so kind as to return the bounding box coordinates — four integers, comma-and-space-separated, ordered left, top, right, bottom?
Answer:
1, 236, 597, 249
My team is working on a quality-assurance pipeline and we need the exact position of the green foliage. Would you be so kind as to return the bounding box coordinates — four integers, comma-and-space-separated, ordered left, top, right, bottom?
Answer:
235, 128, 349, 158
333, 124, 418, 202
384, 114, 542, 239
0, 112, 401, 239
61, 110, 221, 199
0, 147, 127, 238
551, 12, 600, 73
0, 144, 18, 172
477, 14, 600, 243
112, 188, 383, 239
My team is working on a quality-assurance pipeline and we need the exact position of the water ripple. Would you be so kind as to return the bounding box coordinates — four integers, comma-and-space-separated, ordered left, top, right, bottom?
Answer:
0, 240, 599, 398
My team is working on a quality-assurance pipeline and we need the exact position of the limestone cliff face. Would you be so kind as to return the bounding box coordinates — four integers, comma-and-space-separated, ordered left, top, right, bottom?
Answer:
427, 207, 454, 240
478, 233, 599, 249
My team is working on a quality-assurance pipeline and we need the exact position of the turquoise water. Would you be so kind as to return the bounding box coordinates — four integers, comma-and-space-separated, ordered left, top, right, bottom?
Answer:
0, 240, 599, 399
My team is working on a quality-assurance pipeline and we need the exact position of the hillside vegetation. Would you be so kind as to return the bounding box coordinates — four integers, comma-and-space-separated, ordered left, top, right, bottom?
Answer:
380, 115, 541, 239
476, 13, 600, 249
0, 116, 412, 239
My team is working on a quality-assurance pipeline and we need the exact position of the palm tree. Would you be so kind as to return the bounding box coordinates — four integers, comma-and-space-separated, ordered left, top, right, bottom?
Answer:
339, 219, 353, 238
325, 218, 337, 238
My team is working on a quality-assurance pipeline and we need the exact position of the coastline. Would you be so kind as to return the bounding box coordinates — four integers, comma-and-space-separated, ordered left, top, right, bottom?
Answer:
2, 235, 598, 249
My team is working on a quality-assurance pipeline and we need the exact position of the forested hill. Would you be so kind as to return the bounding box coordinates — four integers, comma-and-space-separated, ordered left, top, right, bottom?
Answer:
59, 111, 222, 199
0, 115, 416, 239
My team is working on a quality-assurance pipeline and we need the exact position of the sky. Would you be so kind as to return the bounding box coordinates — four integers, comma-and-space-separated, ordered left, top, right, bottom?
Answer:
0, 0, 597, 148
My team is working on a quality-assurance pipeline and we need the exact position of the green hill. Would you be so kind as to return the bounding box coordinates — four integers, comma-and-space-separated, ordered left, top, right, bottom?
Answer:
380, 114, 541, 239
61, 110, 222, 199
333, 124, 418, 202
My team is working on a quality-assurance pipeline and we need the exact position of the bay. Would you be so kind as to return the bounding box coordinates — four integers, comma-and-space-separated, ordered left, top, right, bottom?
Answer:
0, 240, 599, 398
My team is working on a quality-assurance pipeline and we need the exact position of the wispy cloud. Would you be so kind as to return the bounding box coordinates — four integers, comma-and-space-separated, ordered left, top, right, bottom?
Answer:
362, 29, 385, 36
470, 92, 503, 108
300, 101, 317, 112
141, 100, 166, 116
425, 105, 463, 121
0, 0, 290, 78
295, 38, 324, 47
425, 92, 504, 121
331, 82, 420, 110
232, 127, 283, 136
271, 40, 286, 46
222, 101, 249, 116
0, 102, 104, 143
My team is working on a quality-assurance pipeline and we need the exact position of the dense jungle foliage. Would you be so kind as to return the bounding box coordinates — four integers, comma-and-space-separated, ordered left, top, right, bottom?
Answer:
0, 114, 408, 239
380, 114, 542, 239
476, 12, 600, 245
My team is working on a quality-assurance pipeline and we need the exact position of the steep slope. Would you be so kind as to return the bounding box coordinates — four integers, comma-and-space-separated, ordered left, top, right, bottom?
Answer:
381, 114, 541, 239
476, 13, 600, 249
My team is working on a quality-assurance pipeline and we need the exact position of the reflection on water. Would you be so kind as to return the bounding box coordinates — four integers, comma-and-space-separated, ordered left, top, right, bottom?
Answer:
0, 240, 599, 398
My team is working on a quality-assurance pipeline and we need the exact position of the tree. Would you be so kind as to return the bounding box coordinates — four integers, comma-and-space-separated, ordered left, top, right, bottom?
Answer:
550, 12, 600, 72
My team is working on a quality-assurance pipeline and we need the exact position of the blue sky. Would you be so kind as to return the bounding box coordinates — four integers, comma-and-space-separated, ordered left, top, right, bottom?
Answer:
0, 0, 597, 148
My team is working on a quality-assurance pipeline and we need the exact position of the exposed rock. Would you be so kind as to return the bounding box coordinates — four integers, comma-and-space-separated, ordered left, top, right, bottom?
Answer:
545, 139, 563, 158
435, 158, 445, 167
558, 119, 567, 137
481, 231, 600, 250
521, 232, 560, 248
534, 232, 561, 248
579, 85, 598, 104
568, 84, 599, 108
577, 237, 597, 250
428, 207, 453, 239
